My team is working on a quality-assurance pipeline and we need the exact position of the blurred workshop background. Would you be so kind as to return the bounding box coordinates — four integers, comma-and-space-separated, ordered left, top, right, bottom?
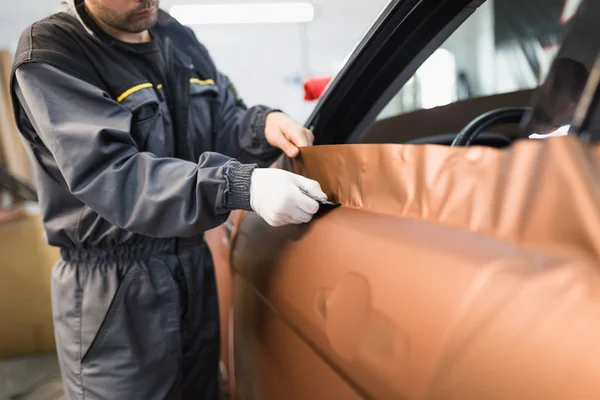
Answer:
0, 0, 576, 398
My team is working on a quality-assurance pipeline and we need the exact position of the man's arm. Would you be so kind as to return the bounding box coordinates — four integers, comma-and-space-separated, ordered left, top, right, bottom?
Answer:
211, 71, 283, 167
14, 61, 256, 238
182, 26, 312, 166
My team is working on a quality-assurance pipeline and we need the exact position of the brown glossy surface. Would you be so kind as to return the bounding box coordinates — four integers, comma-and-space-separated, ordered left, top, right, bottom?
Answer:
206, 209, 246, 398
204, 225, 232, 381
214, 136, 600, 399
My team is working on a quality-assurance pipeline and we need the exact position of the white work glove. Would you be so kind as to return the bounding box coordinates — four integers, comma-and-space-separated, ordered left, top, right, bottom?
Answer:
250, 168, 327, 227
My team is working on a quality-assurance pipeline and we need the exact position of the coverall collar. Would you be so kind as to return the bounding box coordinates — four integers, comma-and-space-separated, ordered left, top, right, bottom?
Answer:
61, 0, 96, 37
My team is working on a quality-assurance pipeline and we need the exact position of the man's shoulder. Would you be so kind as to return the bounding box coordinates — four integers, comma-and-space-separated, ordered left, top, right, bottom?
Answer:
12, 12, 103, 90
15, 12, 85, 63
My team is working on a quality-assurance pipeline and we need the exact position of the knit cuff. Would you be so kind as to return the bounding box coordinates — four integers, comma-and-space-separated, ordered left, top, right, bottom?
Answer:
225, 162, 257, 211
251, 107, 284, 147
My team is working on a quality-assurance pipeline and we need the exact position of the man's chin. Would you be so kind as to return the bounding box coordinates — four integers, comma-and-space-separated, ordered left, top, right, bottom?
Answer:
124, 20, 157, 33
125, 9, 158, 32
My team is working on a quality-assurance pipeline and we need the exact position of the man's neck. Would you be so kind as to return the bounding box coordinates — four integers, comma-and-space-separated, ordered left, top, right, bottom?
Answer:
84, 3, 151, 43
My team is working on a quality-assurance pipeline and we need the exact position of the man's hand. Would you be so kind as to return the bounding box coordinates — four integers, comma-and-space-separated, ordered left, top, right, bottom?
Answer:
250, 168, 327, 227
264, 111, 314, 158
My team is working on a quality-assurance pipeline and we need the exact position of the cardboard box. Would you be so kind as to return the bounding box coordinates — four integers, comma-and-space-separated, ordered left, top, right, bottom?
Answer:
0, 50, 34, 187
0, 212, 59, 359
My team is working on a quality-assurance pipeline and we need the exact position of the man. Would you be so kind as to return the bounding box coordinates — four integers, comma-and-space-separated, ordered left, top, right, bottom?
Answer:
9, 0, 328, 399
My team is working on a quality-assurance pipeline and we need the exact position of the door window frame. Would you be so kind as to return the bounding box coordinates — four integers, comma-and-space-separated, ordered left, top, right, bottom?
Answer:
307, 0, 487, 145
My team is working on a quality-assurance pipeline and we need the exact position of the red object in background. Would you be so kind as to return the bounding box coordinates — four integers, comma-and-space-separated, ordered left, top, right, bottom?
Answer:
303, 76, 332, 101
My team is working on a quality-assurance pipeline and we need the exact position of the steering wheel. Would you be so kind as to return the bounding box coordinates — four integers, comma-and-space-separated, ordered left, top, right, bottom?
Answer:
451, 107, 531, 147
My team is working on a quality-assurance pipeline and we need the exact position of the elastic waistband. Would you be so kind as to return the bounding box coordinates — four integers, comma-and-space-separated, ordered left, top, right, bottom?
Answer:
59, 236, 207, 262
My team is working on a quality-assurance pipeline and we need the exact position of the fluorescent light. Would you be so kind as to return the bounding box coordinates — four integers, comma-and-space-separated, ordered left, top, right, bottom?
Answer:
170, 2, 315, 25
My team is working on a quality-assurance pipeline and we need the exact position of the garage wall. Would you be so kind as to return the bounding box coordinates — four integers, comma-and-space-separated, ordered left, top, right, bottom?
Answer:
190, 0, 390, 122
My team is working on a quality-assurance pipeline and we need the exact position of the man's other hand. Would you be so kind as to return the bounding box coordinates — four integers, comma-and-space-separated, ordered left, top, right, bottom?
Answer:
264, 112, 314, 158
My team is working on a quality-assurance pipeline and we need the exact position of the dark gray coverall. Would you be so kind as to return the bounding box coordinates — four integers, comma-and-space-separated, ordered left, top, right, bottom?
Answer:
9, 1, 282, 398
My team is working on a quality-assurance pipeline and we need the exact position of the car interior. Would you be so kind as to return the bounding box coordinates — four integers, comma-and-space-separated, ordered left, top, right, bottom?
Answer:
359, 0, 597, 149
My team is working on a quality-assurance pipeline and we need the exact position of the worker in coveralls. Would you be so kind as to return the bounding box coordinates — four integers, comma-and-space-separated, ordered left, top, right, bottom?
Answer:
9, 0, 329, 398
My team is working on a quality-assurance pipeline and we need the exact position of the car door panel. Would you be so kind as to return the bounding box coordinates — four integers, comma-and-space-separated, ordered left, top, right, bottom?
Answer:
219, 137, 600, 399
205, 224, 234, 388
205, 210, 246, 396
232, 205, 520, 399
231, 276, 365, 400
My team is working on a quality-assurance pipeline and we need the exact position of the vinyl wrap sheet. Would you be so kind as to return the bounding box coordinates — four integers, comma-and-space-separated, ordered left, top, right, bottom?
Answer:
287, 135, 600, 258
230, 136, 600, 399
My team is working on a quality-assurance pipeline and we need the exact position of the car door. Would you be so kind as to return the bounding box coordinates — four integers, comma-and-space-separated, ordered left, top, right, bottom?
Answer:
230, 134, 600, 400
207, 0, 600, 398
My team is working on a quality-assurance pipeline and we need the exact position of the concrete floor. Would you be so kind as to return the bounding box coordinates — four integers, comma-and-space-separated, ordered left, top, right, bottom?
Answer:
1, 353, 230, 400
0, 353, 63, 400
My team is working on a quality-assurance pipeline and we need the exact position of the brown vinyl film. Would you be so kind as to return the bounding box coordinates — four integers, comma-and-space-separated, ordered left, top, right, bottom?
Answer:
285, 135, 600, 258
230, 136, 600, 399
